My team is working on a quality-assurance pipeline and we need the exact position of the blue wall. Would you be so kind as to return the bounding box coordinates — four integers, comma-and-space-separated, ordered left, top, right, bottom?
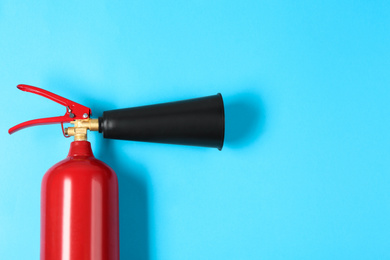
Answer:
1, 0, 389, 259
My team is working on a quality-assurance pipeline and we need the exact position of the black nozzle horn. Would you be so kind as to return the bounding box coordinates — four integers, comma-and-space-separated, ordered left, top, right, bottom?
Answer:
99, 94, 225, 150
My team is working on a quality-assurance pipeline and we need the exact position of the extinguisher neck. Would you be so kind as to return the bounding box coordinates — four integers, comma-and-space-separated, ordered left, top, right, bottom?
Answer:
67, 141, 94, 157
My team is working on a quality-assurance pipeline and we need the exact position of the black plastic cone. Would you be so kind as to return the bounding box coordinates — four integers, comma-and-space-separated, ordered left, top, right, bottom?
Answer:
99, 94, 225, 150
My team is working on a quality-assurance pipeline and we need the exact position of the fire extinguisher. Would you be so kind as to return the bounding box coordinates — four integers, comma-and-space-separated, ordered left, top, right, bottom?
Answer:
9, 85, 225, 260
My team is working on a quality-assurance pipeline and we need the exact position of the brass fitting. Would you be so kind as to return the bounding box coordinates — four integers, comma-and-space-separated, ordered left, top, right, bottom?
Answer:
64, 119, 99, 141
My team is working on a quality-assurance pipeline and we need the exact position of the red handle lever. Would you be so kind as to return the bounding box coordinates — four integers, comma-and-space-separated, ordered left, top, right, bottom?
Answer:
8, 85, 92, 135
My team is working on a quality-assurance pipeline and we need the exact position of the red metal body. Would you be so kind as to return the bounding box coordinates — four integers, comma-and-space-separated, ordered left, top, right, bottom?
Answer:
41, 141, 119, 260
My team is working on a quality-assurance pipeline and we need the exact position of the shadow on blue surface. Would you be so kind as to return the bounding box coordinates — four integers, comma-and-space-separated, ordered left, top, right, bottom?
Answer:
89, 96, 150, 260
97, 139, 150, 260
224, 92, 265, 148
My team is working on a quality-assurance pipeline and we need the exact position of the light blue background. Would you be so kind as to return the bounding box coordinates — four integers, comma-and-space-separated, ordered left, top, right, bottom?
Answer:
1, 0, 389, 259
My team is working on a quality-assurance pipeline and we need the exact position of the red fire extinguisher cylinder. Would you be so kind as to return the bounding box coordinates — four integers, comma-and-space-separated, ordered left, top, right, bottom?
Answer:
9, 85, 225, 259
41, 141, 119, 260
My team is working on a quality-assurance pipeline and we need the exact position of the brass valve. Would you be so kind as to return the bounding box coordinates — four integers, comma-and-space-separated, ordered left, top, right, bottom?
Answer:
64, 119, 99, 141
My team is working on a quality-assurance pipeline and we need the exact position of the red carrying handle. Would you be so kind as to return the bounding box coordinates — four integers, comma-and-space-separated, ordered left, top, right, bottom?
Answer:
8, 85, 92, 136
